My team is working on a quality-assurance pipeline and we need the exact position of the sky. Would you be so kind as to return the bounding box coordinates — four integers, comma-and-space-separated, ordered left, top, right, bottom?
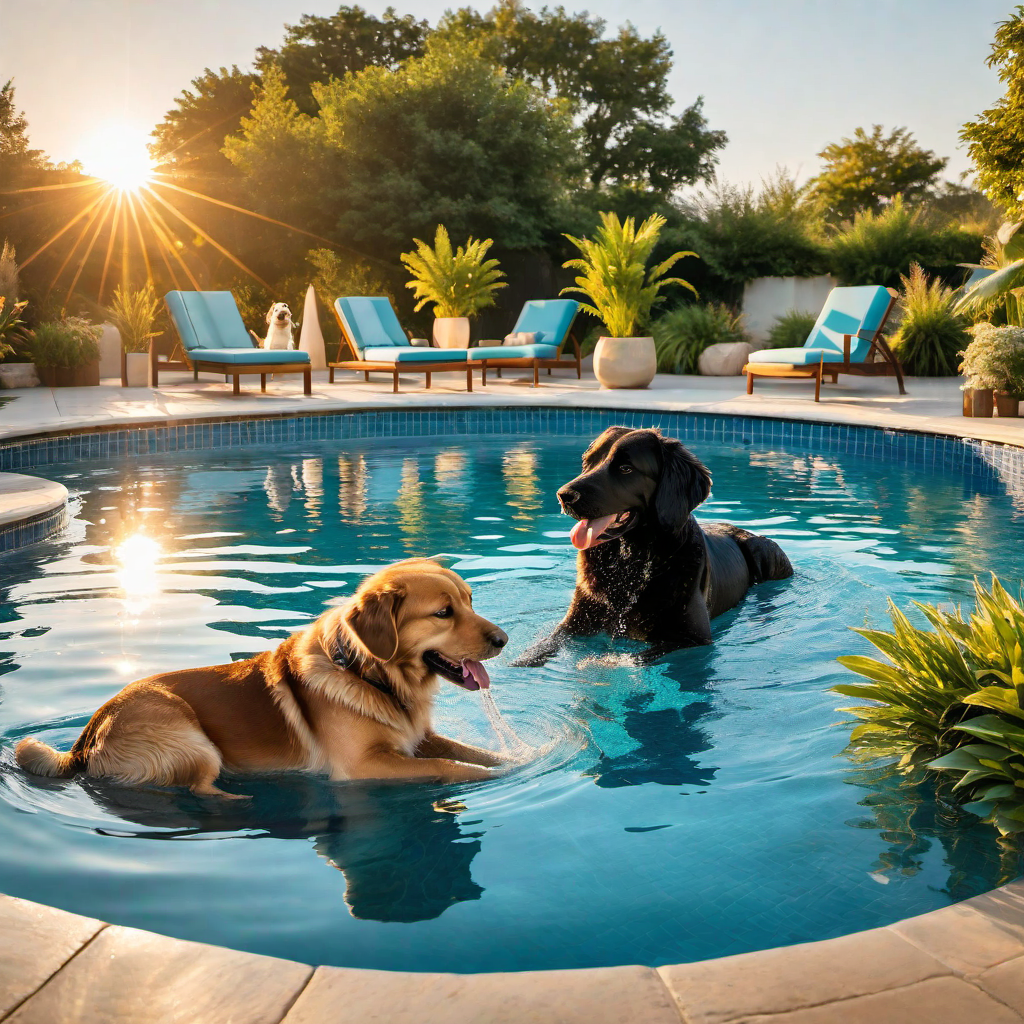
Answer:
0, 0, 1013, 188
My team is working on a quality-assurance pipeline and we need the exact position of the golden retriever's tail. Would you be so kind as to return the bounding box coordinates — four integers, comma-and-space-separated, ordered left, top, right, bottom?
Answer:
15, 737, 86, 778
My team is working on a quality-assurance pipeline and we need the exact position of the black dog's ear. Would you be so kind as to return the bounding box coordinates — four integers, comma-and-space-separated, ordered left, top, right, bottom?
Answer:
653, 438, 712, 530
582, 426, 633, 470
345, 584, 405, 661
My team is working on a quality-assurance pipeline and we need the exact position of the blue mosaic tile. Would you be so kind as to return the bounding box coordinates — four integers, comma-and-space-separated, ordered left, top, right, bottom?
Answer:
0, 502, 69, 553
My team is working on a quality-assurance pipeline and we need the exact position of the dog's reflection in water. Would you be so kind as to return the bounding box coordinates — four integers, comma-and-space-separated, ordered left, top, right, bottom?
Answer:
80, 773, 485, 922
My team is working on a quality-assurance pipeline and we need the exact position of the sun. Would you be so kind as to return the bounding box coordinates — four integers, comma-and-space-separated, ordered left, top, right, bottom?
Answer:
79, 121, 155, 192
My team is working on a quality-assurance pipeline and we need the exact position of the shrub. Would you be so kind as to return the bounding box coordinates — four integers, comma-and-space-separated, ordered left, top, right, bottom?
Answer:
401, 225, 506, 319
960, 323, 1024, 395
0, 241, 18, 304
108, 283, 163, 354
827, 196, 983, 288
652, 302, 748, 374
888, 263, 970, 376
31, 317, 101, 369
766, 310, 818, 349
834, 576, 1024, 835
683, 176, 827, 287
563, 211, 697, 338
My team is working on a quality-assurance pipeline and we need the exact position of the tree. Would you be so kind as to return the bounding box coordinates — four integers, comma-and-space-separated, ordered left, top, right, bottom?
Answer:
435, 1, 725, 194
150, 66, 259, 182
806, 125, 947, 222
257, 4, 429, 114
962, 5, 1024, 220
0, 79, 48, 187
225, 36, 579, 258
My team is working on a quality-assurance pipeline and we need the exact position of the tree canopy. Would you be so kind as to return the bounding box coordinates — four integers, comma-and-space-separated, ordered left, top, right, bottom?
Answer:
0, 79, 49, 187
962, 4, 1024, 220
806, 125, 947, 223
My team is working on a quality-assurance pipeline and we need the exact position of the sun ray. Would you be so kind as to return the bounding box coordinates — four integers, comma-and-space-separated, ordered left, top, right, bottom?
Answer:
97, 189, 125, 303
135, 190, 201, 290
126, 193, 152, 283
47, 190, 115, 298
144, 184, 271, 289
63, 192, 118, 308
120, 196, 131, 291
20, 188, 112, 269
0, 177, 107, 196
134, 193, 184, 290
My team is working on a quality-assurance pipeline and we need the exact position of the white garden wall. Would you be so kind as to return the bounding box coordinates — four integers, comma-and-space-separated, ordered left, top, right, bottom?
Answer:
741, 275, 836, 345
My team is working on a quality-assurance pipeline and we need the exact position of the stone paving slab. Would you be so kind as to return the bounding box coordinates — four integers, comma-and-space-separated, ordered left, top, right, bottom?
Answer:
977, 954, 1024, 1015
5, 923, 313, 1024
657, 926, 950, 1024
280, 964, 682, 1024
0, 895, 104, 1019
728, 976, 1024, 1024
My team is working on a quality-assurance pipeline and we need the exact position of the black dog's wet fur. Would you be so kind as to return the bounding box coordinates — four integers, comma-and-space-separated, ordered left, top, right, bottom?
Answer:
515, 427, 793, 664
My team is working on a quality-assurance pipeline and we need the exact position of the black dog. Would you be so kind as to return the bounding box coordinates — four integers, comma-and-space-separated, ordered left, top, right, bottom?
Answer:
515, 427, 793, 664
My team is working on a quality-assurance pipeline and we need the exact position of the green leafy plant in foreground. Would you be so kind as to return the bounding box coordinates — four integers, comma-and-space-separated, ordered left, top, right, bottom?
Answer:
766, 310, 818, 349
835, 576, 1024, 834
562, 211, 698, 338
401, 225, 506, 319
888, 262, 970, 376
0, 295, 29, 361
652, 302, 748, 373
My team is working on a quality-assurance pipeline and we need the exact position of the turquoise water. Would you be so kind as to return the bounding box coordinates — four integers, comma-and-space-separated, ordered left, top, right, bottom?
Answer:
0, 430, 1022, 973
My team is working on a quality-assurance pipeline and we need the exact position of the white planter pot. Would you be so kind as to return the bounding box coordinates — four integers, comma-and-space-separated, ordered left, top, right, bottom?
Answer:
593, 337, 657, 389
433, 317, 470, 349
124, 352, 149, 387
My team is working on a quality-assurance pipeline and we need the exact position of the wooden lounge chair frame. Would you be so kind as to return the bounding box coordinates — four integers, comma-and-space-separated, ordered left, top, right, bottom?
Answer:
328, 305, 473, 393
476, 329, 583, 387
744, 289, 904, 402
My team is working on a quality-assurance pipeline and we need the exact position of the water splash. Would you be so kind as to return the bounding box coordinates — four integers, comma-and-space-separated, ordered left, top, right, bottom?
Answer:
479, 689, 536, 763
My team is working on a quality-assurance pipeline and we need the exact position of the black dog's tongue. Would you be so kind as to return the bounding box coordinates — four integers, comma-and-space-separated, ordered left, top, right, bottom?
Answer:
569, 515, 617, 551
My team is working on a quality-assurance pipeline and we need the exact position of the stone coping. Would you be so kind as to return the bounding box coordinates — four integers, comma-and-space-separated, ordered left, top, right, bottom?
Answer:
4, 884, 1024, 1023
2, 374, 1024, 1020
0, 473, 69, 553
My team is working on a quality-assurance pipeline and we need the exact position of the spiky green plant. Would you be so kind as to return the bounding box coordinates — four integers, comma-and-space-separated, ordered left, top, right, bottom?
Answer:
108, 282, 163, 354
888, 262, 970, 376
0, 296, 28, 361
652, 303, 748, 374
835, 576, 1024, 834
401, 225, 506, 319
561, 212, 698, 338
767, 310, 818, 349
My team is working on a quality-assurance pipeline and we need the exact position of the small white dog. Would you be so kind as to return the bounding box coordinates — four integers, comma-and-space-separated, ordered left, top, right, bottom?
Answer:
253, 302, 297, 350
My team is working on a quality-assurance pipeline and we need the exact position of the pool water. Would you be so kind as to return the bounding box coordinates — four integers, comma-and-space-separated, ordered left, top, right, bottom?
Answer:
1, 430, 1022, 973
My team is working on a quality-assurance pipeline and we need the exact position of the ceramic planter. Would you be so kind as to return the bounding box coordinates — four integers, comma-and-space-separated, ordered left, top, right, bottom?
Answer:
593, 337, 657, 389
996, 392, 1020, 417
122, 351, 150, 387
37, 361, 100, 388
433, 317, 470, 349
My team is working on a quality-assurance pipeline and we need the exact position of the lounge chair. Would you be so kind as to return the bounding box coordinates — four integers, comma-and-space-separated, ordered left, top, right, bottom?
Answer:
743, 286, 902, 402
161, 291, 312, 395
329, 297, 473, 393
466, 300, 581, 386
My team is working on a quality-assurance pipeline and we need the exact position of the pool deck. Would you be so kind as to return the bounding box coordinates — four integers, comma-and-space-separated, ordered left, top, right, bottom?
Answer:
3, 367, 1024, 1023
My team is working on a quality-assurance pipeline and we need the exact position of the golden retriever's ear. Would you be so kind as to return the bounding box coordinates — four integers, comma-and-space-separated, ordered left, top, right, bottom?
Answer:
582, 426, 632, 470
345, 585, 405, 661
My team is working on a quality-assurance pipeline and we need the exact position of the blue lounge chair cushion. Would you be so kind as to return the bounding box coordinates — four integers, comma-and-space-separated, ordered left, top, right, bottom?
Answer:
335, 297, 412, 354
746, 347, 848, 365
362, 347, 468, 364
511, 299, 578, 348
190, 348, 310, 365
799, 285, 893, 362
467, 343, 560, 361
165, 291, 255, 351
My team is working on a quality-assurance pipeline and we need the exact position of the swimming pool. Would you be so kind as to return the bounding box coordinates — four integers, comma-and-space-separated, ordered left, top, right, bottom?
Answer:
1, 410, 1023, 974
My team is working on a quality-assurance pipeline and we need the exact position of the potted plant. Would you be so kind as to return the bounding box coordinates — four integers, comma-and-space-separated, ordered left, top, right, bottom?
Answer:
401, 225, 506, 348
959, 323, 1024, 417
31, 316, 102, 387
562, 212, 698, 389
109, 282, 162, 386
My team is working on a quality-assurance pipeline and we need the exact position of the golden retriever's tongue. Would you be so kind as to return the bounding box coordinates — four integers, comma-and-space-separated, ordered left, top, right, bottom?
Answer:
461, 659, 490, 690
570, 514, 617, 550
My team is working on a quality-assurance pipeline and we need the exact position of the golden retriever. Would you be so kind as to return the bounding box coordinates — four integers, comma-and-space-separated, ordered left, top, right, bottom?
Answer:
16, 559, 508, 794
